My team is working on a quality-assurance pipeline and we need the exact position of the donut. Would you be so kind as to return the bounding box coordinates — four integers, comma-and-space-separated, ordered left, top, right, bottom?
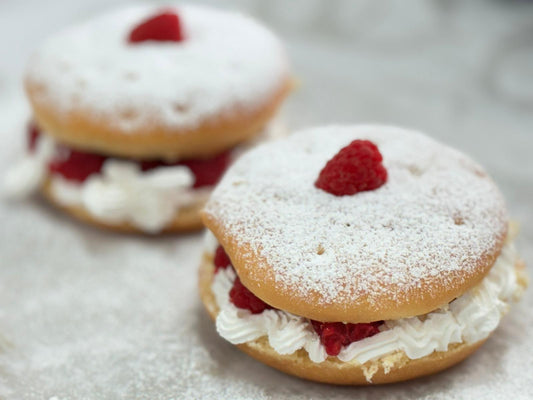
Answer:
5, 4, 291, 233
199, 125, 528, 384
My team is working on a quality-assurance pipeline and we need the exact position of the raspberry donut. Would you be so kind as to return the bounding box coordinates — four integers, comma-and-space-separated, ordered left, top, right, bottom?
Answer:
199, 125, 528, 384
5, 4, 290, 233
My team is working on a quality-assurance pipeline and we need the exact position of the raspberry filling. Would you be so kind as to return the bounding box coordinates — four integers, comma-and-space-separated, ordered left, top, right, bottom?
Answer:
49, 146, 107, 182
214, 244, 383, 355
140, 151, 232, 189
27, 123, 40, 152
214, 245, 271, 314
229, 277, 273, 314
28, 124, 231, 186
214, 245, 232, 273
310, 320, 382, 356
315, 139, 387, 196
128, 11, 184, 43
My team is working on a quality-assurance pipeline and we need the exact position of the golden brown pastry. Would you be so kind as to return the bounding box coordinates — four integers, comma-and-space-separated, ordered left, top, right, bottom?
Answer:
199, 125, 527, 384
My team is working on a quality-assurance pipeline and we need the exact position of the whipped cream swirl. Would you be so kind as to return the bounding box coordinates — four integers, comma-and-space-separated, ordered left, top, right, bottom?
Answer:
3, 133, 202, 232
212, 240, 523, 364
50, 162, 197, 232
3, 134, 56, 199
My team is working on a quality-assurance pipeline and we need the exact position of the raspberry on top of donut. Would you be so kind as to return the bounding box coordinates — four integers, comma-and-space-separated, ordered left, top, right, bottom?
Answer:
315, 139, 387, 196
129, 10, 184, 43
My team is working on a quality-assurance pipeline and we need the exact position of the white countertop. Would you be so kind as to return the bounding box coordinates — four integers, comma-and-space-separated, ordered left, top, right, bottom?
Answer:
0, 0, 532, 399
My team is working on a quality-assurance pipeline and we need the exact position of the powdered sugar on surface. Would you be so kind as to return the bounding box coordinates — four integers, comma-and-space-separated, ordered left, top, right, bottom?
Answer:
2, 1, 532, 398
205, 125, 508, 308
25, 4, 288, 132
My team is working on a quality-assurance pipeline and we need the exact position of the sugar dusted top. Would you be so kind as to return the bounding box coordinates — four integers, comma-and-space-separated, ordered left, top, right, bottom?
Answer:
204, 125, 509, 321
25, 5, 289, 132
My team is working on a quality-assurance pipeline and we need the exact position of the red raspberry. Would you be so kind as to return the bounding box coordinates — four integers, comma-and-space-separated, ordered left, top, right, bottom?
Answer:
311, 320, 382, 356
315, 140, 387, 196
45, 143, 230, 185
128, 11, 184, 43
27, 123, 40, 152
141, 150, 232, 188
229, 277, 272, 314
311, 321, 346, 357
48, 147, 107, 182
179, 151, 232, 188
214, 245, 232, 273
346, 322, 382, 343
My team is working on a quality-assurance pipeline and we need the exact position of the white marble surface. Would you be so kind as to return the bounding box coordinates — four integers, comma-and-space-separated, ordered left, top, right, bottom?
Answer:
0, 0, 532, 399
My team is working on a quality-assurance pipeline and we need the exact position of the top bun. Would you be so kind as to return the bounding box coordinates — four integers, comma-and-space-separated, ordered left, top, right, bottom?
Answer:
202, 125, 508, 323
25, 5, 291, 160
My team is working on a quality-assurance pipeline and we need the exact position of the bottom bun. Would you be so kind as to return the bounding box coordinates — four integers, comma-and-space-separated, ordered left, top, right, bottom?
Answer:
198, 254, 487, 385
41, 180, 204, 233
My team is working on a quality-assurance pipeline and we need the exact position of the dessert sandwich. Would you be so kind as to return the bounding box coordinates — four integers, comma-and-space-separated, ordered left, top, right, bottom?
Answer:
199, 125, 527, 384
5, 4, 291, 233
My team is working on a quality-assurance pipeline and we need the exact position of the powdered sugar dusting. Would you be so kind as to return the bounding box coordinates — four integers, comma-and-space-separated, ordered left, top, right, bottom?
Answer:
205, 125, 508, 308
25, 4, 289, 132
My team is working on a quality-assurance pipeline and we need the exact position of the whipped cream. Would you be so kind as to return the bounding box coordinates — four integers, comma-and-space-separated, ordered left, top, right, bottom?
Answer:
3, 134, 55, 199
3, 133, 202, 232
211, 240, 524, 365
50, 161, 197, 232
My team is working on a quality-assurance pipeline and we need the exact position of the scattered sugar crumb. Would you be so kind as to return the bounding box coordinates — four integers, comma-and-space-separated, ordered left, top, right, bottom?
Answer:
363, 363, 379, 382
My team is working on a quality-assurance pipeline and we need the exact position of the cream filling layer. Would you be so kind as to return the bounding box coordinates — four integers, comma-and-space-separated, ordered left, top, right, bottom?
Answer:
3, 133, 204, 232
211, 240, 524, 364
49, 163, 199, 232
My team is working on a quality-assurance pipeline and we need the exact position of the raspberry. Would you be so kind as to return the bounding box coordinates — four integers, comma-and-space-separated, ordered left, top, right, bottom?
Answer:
315, 140, 387, 196
128, 11, 184, 43
180, 151, 232, 188
346, 322, 382, 343
48, 147, 107, 182
45, 142, 230, 185
229, 277, 272, 314
27, 123, 40, 152
311, 321, 345, 356
141, 150, 232, 188
311, 320, 382, 356
214, 245, 232, 273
